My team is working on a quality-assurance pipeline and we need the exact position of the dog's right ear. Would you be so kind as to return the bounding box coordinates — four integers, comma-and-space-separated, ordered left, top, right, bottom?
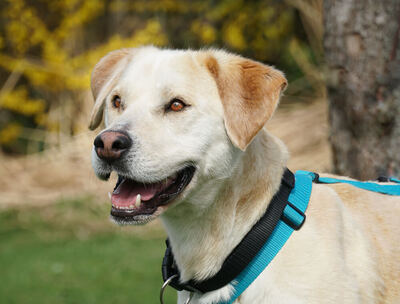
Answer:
89, 49, 131, 130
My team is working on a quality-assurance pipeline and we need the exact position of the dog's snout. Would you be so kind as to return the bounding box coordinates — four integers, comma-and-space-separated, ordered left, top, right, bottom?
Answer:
94, 131, 132, 162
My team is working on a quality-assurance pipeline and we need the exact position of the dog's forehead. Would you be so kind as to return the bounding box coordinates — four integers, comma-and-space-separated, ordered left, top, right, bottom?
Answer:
120, 50, 203, 90
113, 49, 223, 114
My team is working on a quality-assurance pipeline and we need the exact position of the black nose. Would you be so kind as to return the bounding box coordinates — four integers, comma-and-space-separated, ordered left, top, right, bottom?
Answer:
94, 130, 132, 162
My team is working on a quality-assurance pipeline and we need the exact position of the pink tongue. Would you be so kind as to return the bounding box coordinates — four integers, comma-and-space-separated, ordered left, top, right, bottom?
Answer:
111, 179, 169, 207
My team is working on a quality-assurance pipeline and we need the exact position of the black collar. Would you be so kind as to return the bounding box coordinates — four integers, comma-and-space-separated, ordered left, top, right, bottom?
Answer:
161, 168, 295, 293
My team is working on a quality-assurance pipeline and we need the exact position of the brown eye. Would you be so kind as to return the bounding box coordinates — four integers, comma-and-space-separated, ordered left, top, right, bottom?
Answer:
112, 95, 122, 109
168, 99, 186, 112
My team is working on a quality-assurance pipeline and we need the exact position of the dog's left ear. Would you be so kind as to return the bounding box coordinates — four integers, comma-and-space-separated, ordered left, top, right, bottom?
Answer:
205, 52, 287, 150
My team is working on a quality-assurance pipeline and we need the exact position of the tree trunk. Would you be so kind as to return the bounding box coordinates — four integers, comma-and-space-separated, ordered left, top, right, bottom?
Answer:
323, 0, 400, 180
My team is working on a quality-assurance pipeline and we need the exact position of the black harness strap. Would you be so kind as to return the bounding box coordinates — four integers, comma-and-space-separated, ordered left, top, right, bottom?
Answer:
162, 168, 295, 293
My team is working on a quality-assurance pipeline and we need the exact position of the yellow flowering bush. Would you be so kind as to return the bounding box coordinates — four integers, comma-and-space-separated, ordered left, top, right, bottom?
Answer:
0, 0, 313, 153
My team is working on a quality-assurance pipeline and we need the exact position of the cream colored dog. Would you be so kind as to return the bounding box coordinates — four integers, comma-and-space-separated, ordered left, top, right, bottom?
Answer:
90, 46, 400, 304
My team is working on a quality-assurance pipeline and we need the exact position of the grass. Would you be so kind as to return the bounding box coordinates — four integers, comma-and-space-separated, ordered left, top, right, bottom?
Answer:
0, 197, 177, 304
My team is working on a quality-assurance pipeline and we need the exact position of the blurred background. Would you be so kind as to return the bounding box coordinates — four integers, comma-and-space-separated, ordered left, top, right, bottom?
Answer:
0, 0, 398, 303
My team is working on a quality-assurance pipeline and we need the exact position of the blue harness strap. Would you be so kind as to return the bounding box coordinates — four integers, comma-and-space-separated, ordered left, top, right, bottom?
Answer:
220, 171, 313, 304
160, 169, 400, 303
220, 170, 400, 304
297, 170, 400, 196
390, 177, 400, 183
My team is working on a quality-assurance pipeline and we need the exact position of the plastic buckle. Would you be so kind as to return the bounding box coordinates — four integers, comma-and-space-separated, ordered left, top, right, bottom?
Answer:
377, 176, 389, 182
281, 202, 306, 231
311, 172, 320, 183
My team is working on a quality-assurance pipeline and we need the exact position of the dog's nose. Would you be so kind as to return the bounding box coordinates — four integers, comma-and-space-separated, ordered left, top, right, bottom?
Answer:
94, 131, 132, 162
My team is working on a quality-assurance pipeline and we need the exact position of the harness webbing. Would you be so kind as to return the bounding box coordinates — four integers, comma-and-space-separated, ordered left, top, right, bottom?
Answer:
219, 171, 312, 304
161, 170, 400, 304
297, 171, 400, 196
162, 169, 296, 293
220, 171, 400, 304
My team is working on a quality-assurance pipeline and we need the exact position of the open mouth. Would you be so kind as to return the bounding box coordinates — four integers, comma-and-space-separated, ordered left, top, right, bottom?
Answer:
110, 166, 195, 224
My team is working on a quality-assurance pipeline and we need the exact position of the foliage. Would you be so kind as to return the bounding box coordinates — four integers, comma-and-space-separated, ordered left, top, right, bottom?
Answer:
0, 0, 319, 154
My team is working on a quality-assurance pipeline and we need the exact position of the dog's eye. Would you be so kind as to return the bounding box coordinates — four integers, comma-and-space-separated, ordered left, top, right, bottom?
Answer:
112, 95, 122, 109
167, 99, 186, 112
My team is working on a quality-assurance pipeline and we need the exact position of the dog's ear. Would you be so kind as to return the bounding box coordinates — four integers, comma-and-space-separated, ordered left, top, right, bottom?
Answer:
205, 52, 287, 150
89, 48, 132, 130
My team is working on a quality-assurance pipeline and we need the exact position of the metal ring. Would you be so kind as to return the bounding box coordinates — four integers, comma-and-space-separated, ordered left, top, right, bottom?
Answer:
184, 292, 193, 304
160, 274, 178, 304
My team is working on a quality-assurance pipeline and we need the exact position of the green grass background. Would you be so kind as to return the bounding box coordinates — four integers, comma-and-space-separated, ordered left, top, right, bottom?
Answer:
0, 197, 177, 304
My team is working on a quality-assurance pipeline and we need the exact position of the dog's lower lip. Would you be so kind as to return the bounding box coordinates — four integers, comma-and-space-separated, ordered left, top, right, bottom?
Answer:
110, 166, 195, 221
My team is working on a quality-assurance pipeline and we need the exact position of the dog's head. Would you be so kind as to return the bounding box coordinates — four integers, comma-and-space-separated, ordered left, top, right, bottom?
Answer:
90, 47, 286, 224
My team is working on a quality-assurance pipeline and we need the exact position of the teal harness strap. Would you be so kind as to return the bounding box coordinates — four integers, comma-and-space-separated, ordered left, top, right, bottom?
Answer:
297, 170, 400, 196
159, 170, 400, 303
220, 171, 313, 304
390, 177, 400, 183
219, 171, 400, 304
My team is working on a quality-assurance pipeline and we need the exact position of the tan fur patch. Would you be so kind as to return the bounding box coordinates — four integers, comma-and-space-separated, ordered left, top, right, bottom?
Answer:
91, 48, 131, 100
205, 52, 287, 150
89, 49, 132, 130
205, 56, 219, 80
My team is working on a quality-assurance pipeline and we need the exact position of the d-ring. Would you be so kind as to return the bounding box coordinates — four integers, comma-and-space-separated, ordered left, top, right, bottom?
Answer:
160, 274, 178, 304
184, 292, 193, 304
160, 275, 193, 304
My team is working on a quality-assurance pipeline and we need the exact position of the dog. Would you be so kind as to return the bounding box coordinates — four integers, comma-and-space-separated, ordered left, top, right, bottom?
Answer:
89, 46, 400, 303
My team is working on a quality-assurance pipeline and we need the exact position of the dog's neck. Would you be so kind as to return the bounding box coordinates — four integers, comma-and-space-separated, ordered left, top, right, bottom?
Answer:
160, 130, 288, 282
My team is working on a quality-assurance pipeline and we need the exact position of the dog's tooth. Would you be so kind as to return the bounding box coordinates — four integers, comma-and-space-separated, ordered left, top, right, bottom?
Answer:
108, 192, 111, 199
135, 194, 141, 208
129, 204, 134, 209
